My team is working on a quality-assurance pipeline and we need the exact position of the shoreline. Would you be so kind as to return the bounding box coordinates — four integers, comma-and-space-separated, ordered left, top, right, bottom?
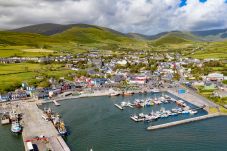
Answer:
40, 88, 205, 107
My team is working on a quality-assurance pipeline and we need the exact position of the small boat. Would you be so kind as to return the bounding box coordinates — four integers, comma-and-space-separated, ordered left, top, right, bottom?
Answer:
110, 93, 120, 96
9, 110, 19, 122
182, 110, 190, 114
189, 110, 198, 115
58, 121, 67, 136
11, 120, 22, 133
151, 89, 160, 93
121, 102, 127, 107
1, 113, 10, 125
123, 92, 133, 96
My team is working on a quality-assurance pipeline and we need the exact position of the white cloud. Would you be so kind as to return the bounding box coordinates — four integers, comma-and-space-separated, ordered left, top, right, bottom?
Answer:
0, 0, 226, 34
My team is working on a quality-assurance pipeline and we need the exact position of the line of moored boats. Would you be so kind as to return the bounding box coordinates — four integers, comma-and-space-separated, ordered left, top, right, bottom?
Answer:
42, 108, 68, 136
114, 95, 199, 122
130, 107, 198, 122
115, 95, 188, 110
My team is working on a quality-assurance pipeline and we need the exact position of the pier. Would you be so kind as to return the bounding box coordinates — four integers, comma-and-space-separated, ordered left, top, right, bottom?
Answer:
18, 102, 70, 151
114, 104, 123, 110
52, 99, 60, 106
166, 88, 218, 110
147, 113, 220, 130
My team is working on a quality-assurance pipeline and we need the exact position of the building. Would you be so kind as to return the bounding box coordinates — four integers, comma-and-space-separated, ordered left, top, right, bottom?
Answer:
128, 76, 148, 85
213, 90, 227, 98
206, 73, 224, 82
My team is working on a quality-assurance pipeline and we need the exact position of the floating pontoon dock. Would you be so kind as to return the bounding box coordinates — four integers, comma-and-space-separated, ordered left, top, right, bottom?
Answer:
114, 104, 123, 110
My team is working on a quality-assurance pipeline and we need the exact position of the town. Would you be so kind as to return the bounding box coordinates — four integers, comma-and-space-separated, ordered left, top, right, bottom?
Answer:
0, 49, 226, 109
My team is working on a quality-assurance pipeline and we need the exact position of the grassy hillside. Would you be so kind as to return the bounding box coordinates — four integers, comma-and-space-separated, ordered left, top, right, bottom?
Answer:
190, 41, 227, 59
1, 23, 226, 58
52, 26, 130, 43
151, 33, 190, 46
1, 24, 150, 56
0, 31, 59, 46
10, 23, 73, 35
192, 28, 227, 40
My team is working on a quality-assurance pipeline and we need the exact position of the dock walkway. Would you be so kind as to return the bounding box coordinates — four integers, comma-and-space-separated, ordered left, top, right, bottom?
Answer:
18, 102, 70, 151
147, 113, 220, 130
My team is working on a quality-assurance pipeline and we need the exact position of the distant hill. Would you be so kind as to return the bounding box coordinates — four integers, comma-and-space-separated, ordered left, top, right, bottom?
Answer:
10, 23, 72, 35
10, 23, 127, 37
191, 28, 227, 41
129, 29, 227, 41
5, 23, 227, 49
127, 32, 169, 40
151, 33, 190, 46
52, 26, 137, 44
2, 24, 142, 51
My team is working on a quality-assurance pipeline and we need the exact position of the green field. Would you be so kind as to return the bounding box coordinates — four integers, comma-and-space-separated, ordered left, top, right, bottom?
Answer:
0, 63, 68, 92
190, 41, 227, 59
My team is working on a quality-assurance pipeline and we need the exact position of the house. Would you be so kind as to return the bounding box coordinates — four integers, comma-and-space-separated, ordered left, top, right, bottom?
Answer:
91, 78, 107, 86
206, 73, 224, 82
192, 81, 204, 86
9, 90, 28, 100
49, 89, 61, 97
128, 76, 148, 85
74, 76, 91, 87
0, 94, 10, 102
109, 75, 125, 83
213, 90, 227, 98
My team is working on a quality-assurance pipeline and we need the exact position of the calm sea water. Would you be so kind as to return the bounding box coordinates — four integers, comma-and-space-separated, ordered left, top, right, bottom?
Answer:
1, 92, 227, 151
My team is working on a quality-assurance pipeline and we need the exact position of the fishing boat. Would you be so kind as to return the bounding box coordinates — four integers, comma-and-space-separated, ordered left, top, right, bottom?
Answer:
1, 113, 10, 125
9, 109, 19, 122
58, 120, 67, 136
11, 120, 22, 133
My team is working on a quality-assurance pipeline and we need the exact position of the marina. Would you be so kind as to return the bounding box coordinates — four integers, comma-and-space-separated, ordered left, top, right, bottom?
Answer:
0, 93, 227, 151
0, 90, 226, 151
39, 94, 227, 151
113, 91, 210, 128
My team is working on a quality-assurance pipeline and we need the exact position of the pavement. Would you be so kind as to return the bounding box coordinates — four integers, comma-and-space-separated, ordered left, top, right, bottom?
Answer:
17, 102, 70, 151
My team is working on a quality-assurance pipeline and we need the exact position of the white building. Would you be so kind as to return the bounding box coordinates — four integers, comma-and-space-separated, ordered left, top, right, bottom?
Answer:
206, 73, 224, 82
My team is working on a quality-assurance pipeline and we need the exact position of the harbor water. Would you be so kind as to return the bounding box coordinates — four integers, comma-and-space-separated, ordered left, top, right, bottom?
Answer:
1, 92, 227, 151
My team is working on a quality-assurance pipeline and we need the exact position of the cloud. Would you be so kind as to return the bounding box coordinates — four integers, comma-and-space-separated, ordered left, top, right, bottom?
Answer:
0, 0, 226, 34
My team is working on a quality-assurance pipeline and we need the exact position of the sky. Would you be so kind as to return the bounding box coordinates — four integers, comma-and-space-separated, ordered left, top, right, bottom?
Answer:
0, 0, 227, 35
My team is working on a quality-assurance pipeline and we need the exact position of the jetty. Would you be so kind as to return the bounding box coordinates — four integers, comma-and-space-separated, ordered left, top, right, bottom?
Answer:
114, 104, 123, 110
147, 113, 220, 130
166, 88, 218, 110
52, 99, 60, 106
18, 102, 70, 151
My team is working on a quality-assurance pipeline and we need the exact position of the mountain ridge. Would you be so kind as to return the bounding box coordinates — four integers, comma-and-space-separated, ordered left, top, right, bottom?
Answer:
9, 23, 227, 42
